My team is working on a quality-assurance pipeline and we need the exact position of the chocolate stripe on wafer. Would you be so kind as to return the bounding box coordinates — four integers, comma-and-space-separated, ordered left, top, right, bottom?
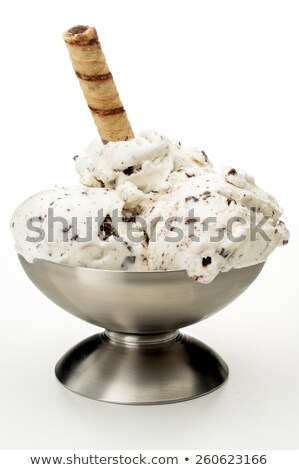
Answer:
88, 106, 125, 117
75, 71, 113, 82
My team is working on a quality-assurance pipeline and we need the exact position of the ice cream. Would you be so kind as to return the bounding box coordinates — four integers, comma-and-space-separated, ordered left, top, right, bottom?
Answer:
145, 159, 288, 282
11, 185, 148, 270
11, 131, 289, 282
75, 130, 210, 192
10, 25, 289, 283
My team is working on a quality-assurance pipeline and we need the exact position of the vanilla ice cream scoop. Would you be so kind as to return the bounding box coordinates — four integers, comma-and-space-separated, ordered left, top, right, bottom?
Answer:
146, 167, 289, 283
75, 130, 212, 193
11, 186, 148, 270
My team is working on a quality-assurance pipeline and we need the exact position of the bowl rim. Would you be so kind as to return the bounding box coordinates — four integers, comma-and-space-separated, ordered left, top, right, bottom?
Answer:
17, 254, 265, 277
18, 254, 185, 274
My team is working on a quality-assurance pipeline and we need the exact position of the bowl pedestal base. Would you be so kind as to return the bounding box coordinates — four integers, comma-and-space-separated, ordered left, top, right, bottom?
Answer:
55, 330, 228, 405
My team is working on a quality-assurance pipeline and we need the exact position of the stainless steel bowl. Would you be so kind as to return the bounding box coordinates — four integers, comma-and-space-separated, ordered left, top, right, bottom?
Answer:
18, 255, 264, 405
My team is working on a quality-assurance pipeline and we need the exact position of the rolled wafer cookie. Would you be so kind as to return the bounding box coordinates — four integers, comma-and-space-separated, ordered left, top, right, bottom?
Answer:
63, 25, 134, 143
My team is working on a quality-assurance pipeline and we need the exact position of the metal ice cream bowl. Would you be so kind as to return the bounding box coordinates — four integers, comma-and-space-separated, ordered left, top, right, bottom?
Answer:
18, 255, 264, 405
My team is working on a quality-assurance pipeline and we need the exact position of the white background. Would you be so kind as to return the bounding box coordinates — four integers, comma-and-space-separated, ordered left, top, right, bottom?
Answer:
0, 0, 298, 450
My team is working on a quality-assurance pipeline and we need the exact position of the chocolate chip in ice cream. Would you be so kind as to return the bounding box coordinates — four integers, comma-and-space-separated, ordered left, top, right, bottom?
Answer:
185, 218, 198, 224
98, 215, 118, 241
143, 231, 150, 244
121, 256, 136, 268
122, 215, 136, 223
201, 151, 209, 162
202, 256, 212, 266
227, 197, 236, 206
123, 164, 142, 175
185, 196, 199, 203
124, 241, 133, 253
218, 248, 229, 258
123, 166, 134, 175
